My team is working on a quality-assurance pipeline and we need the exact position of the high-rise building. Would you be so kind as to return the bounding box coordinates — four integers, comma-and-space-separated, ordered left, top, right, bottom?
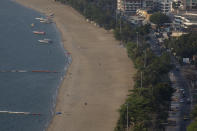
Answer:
117, 0, 143, 13
117, 0, 154, 14
159, 0, 172, 14
182, 0, 197, 10
117, 0, 173, 14
143, 0, 154, 9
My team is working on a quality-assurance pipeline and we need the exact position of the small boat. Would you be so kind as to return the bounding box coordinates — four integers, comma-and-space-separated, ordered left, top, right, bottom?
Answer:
40, 20, 46, 23
39, 18, 48, 21
35, 17, 41, 20
44, 38, 52, 43
38, 38, 52, 44
35, 17, 45, 21
40, 19, 53, 24
33, 31, 45, 35
18, 70, 27, 73
38, 40, 49, 44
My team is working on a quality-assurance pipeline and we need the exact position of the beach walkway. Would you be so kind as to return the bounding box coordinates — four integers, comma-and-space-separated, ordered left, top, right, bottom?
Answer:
15, 0, 135, 131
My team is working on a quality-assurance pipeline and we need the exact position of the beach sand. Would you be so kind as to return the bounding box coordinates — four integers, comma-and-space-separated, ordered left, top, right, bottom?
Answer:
14, 0, 135, 131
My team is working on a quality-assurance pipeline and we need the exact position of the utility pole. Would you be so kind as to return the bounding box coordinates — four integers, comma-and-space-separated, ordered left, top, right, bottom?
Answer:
127, 103, 129, 131
116, 10, 118, 25
144, 49, 147, 68
141, 71, 143, 88
137, 32, 139, 48
124, 0, 126, 14
120, 10, 122, 45
120, 13, 122, 34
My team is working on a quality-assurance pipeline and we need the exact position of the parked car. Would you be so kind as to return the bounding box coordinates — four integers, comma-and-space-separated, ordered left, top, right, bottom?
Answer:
184, 115, 190, 120
180, 99, 184, 103
186, 98, 191, 104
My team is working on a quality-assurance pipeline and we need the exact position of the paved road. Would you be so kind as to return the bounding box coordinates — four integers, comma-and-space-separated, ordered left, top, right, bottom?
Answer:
166, 57, 192, 131
166, 68, 191, 131
149, 32, 192, 131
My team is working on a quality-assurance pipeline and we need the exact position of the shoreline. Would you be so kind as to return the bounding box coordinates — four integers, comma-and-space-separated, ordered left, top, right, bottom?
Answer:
14, 0, 135, 131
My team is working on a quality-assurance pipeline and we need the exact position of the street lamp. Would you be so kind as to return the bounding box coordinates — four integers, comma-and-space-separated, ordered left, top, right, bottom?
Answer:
126, 103, 129, 131
141, 71, 143, 89
120, 11, 123, 45
137, 32, 139, 48
144, 49, 147, 68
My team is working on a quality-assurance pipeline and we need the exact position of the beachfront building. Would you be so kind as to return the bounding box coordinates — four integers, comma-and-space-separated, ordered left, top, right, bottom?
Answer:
142, 0, 154, 9
117, 0, 173, 14
159, 0, 173, 14
117, 0, 143, 14
182, 0, 197, 10
117, 0, 154, 14
173, 11, 197, 31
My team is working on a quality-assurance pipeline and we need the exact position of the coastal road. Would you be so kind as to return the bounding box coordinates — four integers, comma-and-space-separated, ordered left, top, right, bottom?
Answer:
149, 31, 192, 131
166, 67, 191, 131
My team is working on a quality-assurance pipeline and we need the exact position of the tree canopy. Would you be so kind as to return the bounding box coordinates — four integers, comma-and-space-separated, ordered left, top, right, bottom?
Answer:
150, 12, 171, 26
187, 121, 197, 131
115, 41, 173, 131
165, 32, 197, 64
187, 106, 197, 131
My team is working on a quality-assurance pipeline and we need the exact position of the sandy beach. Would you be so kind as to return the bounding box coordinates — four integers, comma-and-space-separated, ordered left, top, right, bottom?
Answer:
14, 0, 135, 130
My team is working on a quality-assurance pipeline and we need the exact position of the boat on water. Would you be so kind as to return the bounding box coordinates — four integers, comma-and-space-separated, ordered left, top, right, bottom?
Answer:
35, 17, 53, 24
40, 19, 53, 24
38, 40, 49, 44
35, 17, 45, 21
33, 31, 45, 35
38, 38, 52, 44
41, 20, 53, 24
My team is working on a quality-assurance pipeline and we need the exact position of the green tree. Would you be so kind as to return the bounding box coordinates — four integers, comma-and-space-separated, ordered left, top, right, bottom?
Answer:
187, 120, 197, 131
187, 105, 197, 130
150, 12, 171, 26
166, 32, 197, 60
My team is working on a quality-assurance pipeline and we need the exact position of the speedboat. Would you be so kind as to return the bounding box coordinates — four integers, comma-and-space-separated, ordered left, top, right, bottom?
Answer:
35, 17, 45, 21
38, 40, 49, 44
40, 19, 53, 24
44, 38, 52, 43
33, 31, 45, 35
38, 38, 52, 44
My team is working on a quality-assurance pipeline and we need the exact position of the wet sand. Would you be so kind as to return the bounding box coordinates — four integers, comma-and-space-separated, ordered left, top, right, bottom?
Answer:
14, 0, 135, 130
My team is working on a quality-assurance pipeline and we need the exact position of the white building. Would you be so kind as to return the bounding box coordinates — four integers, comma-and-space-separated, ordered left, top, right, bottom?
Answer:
142, 0, 154, 9
182, 0, 197, 10
173, 12, 197, 30
117, 0, 143, 14
159, 0, 172, 14
117, 0, 154, 14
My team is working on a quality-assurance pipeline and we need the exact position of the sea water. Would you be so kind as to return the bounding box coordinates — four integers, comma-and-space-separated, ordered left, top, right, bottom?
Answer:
0, 0, 68, 130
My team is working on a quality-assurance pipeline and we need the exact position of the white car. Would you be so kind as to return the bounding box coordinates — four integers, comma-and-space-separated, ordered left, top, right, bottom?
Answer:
180, 99, 184, 103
